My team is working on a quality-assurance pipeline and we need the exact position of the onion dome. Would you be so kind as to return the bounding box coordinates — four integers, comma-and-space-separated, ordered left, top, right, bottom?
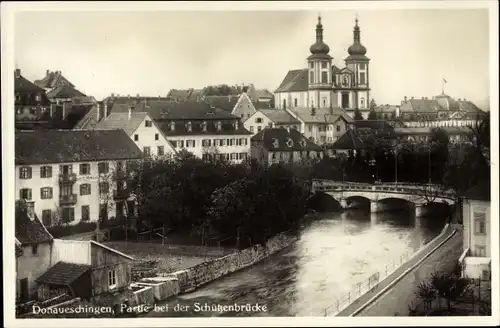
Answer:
347, 17, 367, 56
309, 16, 330, 55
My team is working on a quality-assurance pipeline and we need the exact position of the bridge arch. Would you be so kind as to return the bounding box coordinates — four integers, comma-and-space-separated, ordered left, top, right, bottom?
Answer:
307, 191, 342, 212
344, 196, 371, 210
374, 197, 415, 213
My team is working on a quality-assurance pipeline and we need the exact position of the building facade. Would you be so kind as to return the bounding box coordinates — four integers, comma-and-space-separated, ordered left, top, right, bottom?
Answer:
244, 109, 301, 135
461, 183, 491, 280
251, 127, 323, 166
15, 130, 143, 226
274, 16, 371, 119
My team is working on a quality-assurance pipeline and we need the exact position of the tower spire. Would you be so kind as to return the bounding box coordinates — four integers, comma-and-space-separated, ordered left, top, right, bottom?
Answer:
353, 15, 361, 42
316, 14, 323, 42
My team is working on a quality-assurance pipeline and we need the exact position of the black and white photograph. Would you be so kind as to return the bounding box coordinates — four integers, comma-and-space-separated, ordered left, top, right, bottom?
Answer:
2, 1, 498, 327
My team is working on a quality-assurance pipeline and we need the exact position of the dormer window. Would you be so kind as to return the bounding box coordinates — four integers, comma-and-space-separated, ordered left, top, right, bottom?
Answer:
216, 121, 222, 131
300, 139, 307, 147
202, 121, 207, 132
15, 94, 21, 101
170, 121, 175, 132
285, 138, 294, 148
35, 94, 41, 102
234, 121, 239, 130
186, 121, 192, 132
272, 138, 279, 148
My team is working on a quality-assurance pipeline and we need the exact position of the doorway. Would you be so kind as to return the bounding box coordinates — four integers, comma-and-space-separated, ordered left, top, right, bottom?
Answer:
20, 278, 29, 302
341, 93, 350, 109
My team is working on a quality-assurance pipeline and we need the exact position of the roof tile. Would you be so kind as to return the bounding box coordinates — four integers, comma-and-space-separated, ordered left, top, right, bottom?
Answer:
274, 69, 309, 93
16, 206, 53, 245
251, 128, 321, 151
36, 261, 91, 286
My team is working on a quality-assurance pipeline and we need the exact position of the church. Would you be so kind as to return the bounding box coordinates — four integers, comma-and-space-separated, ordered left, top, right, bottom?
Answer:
274, 16, 371, 119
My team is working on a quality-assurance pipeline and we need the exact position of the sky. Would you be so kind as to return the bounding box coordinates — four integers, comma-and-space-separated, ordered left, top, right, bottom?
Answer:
14, 6, 491, 108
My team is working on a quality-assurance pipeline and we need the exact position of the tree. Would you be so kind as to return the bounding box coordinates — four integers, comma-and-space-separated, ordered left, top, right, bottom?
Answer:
416, 281, 437, 312
367, 110, 378, 120
369, 99, 377, 111
353, 108, 364, 120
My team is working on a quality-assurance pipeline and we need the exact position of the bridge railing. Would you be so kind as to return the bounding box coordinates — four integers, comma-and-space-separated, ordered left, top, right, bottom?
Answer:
311, 180, 456, 199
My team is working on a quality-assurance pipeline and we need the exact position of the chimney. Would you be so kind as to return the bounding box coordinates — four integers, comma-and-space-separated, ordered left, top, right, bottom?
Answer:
111, 92, 115, 98
463, 98, 467, 101
136, 93, 140, 98
404, 96, 407, 102
46, 69, 50, 76
96, 103, 101, 121
104, 103, 108, 119
128, 106, 132, 120
14, 68, 21, 78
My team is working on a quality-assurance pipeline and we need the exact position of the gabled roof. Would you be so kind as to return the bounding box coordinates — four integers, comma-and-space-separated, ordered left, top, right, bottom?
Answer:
462, 180, 490, 201
339, 67, 354, 74
16, 205, 53, 245
251, 128, 322, 152
73, 103, 100, 130
36, 261, 91, 286
331, 65, 342, 74
34, 70, 75, 89
204, 95, 239, 112
15, 71, 46, 94
15, 130, 143, 165
156, 119, 251, 137
288, 107, 353, 124
90, 240, 135, 261
274, 69, 308, 93
93, 112, 149, 136
458, 100, 484, 113
408, 99, 444, 113
46, 85, 86, 99
259, 109, 300, 124
330, 129, 365, 150
255, 89, 274, 99
166, 88, 204, 102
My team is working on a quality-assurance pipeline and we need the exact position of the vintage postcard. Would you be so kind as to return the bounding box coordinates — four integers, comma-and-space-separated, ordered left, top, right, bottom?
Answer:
2, 1, 498, 327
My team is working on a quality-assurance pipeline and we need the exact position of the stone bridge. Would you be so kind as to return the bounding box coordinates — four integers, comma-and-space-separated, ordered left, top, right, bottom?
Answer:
311, 180, 457, 217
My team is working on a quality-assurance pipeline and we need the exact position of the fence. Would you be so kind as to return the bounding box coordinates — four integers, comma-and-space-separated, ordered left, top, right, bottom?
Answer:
321, 249, 413, 316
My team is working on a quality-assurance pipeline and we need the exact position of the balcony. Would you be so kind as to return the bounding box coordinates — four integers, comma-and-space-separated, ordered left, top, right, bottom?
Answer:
59, 194, 77, 205
113, 188, 131, 200
59, 173, 77, 184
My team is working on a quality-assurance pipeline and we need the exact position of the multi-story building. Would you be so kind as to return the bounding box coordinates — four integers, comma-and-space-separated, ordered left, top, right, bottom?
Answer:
251, 127, 323, 166
76, 104, 177, 158
460, 182, 491, 280
285, 107, 353, 145
244, 109, 301, 135
105, 99, 252, 163
204, 90, 257, 121
15, 130, 143, 226
394, 126, 471, 144
274, 16, 371, 119
15, 203, 54, 302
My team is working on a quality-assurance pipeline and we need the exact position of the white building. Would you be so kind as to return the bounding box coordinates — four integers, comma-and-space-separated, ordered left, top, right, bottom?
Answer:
460, 183, 491, 280
89, 110, 177, 158
274, 16, 371, 119
15, 130, 144, 226
244, 109, 301, 135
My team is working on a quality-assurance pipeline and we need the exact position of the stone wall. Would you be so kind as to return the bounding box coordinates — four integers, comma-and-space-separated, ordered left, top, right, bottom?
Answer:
151, 232, 296, 295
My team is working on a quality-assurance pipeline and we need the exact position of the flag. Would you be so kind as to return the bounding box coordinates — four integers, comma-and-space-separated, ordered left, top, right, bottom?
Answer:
443, 78, 448, 83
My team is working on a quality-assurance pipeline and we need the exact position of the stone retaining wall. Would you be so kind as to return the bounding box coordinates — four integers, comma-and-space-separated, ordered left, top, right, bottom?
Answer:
142, 232, 297, 298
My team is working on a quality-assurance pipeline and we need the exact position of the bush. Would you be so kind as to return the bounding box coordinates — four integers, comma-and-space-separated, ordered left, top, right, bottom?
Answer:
48, 221, 97, 238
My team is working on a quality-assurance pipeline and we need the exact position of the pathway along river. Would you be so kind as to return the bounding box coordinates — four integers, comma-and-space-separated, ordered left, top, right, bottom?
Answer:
146, 208, 448, 317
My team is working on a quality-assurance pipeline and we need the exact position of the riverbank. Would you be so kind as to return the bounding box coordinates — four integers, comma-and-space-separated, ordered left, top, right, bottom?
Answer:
335, 223, 457, 316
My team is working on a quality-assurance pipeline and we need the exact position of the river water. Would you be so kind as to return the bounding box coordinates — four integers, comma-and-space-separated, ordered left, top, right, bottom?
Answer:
146, 209, 447, 317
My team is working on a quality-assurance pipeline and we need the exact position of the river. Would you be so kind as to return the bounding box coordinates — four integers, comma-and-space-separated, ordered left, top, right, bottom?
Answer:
146, 209, 447, 317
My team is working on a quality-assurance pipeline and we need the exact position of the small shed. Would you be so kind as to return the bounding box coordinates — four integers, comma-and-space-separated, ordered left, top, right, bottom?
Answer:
36, 261, 92, 300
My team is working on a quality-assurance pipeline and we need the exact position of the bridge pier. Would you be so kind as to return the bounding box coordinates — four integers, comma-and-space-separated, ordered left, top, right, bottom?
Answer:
339, 198, 348, 209
370, 200, 379, 213
415, 204, 424, 217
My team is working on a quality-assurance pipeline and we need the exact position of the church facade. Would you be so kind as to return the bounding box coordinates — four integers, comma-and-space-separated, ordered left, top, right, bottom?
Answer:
274, 16, 371, 119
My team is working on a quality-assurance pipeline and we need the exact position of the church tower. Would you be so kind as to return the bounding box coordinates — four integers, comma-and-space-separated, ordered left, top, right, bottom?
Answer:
343, 17, 371, 112
307, 16, 334, 109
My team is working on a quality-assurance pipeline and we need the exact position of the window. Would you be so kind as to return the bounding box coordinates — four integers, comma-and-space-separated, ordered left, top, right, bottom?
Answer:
216, 121, 222, 131
20, 188, 32, 200
80, 183, 91, 196
145, 120, 153, 127
62, 207, 75, 223
359, 63, 366, 70
81, 205, 90, 221
42, 209, 52, 226
250, 126, 254, 133
309, 62, 314, 69
322, 98, 326, 107
255, 118, 263, 123
474, 212, 486, 234
155, 133, 159, 141
32, 245, 38, 255
360, 97, 365, 108
40, 166, 52, 178
359, 72, 366, 85
308, 126, 312, 132
134, 134, 139, 141
202, 121, 207, 132
321, 62, 327, 69
187, 140, 196, 147
283, 99, 286, 109
481, 269, 490, 280
143, 146, 151, 156
19, 167, 32, 179
79, 163, 91, 175
309, 71, 314, 83
16, 94, 21, 101
294, 98, 298, 107
40, 187, 53, 199
170, 122, 176, 132
157, 146, 164, 156
257, 126, 262, 132
202, 139, 211, 147
187, 122, 192, 132
322, 71, 328, 84
99, 182, 109, 195
98, 162, 109, 174
475, 246, 486, 257
336, 124, 341, 132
